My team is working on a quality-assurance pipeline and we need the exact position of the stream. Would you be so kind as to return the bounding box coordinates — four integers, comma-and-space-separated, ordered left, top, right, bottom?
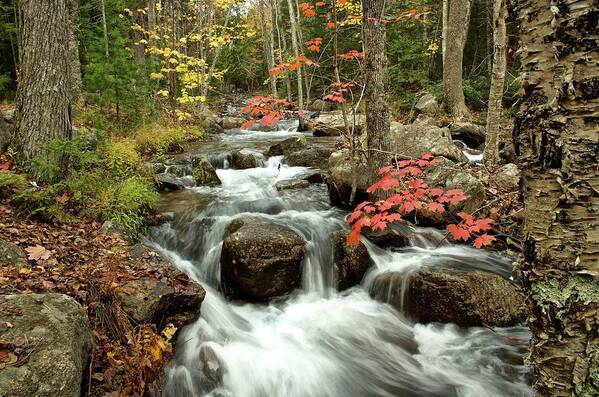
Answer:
148, 121, 532, 397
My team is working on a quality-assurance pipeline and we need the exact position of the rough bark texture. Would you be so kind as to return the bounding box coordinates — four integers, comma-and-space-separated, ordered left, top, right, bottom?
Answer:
15, 0, 72, 163
362, 0, 390, 180
443, 0, 472, 120
483, 0, 507, 164
514, 1, 599, 395
67, 0, 81, 101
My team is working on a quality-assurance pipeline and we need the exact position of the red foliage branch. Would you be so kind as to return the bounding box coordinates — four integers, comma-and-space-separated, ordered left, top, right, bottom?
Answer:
240, 96, 292, 130
346, 153, 495, 248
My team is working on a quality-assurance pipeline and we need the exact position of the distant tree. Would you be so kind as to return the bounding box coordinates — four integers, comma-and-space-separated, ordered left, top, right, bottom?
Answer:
14, 0, 73, 167
514, 1, 599, 395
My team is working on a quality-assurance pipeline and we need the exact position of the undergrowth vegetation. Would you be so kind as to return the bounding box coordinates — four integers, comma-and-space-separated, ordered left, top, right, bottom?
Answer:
1, 123, 202, 236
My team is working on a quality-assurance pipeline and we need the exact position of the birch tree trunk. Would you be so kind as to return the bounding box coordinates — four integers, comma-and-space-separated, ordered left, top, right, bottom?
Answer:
286, 0, 304, 109
259, 0, 278, 98
514, 1, 599, 395
443, 0, 472, 120
273, 0, 292, 102
441, 0, 448, 67
362, 0, 390, 180
15, 0, 72, 166
483, 0, 507, 164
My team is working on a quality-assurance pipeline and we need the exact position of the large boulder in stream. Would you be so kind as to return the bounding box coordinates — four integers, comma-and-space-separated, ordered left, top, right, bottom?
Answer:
285, 147, 334, 168
370, 268, 527, 327
326, 149, 370, 208
414, 93, 440, 116
0, 293, 94, 397
221, 216, 306, 301
332, 230, 373, 290
383, 122, 467, 163
220, 116, 246, 130
267, 135, 307, 156
115, 244, 206, 330
192, 155, 221, 186
313, 111, 364, 137
231, 150, 259, 169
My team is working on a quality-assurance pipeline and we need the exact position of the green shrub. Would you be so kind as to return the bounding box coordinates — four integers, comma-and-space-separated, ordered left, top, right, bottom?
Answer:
0, 171, 27, 192
463, 75, 491, 111
133, 124, 203, 156
106, 141, 142, 179
11, 187, 73, 223
95, 177, 158, 234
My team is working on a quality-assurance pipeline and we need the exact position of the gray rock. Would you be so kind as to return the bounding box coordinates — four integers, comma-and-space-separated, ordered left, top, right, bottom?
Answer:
326, 149, 370, 208
313, 111, 364, 137
308, 99, 335, 112
116, 245, 206, 330
205, 117, 225, 135
492, 163, 520, 190
192, 155, 221, 186
198, 344, 225, 387
231, 150, 258, 169
0, 239, 28, 270
221, 216, 306, 301
414, 93, 439, 116
369, 268, 527, 327
331, 230, 373, 290
267, 135, 307, 156
220, 116, 246, 130
383, 122, 468, 163
448, 122, 486, 148
275, 179, 310, 191
156, 173, 186, 191
0, 293, 94, 397
285, 147, 334, 168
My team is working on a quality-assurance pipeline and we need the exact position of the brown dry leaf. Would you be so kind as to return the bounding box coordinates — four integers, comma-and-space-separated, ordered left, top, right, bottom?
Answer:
18, 268, 32, 275
5, 322, 13, 329
25, 245, 52, 261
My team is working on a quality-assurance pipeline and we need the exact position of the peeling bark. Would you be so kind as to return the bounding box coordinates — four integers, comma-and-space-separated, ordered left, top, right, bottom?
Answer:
514, 1, 599, 395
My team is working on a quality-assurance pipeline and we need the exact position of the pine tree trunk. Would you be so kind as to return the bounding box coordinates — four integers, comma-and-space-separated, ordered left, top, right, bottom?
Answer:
514, 1, 599, 395
362, 0, 390, 180
15, 0, 72, 165
67, 0, 81, 102
483, 0, 507, 164
443, 0, 472, 120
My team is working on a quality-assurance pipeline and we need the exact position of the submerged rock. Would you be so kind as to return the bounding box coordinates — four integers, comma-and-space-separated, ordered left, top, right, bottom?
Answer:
221, 216, 306, 301
0, 293, 94, 397
267, 135, 307, 156
332, 230, 373, 290
231, 150, 258, 169
116, 244, 206, 330
276, 179, 310, 191
192, 155, 221, 186
370, 267, 527, 327
198, 344, 225, 387
0, 239, 29, 270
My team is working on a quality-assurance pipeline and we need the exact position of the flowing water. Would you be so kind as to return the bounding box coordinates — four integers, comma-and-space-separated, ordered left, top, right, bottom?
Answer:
149, 124, 531, 397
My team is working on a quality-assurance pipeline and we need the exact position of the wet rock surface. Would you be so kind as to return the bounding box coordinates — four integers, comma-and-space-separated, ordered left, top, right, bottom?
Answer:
332, 230, 373, 290
0, 293, 94, 397
231, 149, 259, 169
326, 149, 370, 208
370, 267, 527, 327
267, 135, 307, 156
285, 147, 334, 168
221, 216, 306, 301
192, 154, 221, 186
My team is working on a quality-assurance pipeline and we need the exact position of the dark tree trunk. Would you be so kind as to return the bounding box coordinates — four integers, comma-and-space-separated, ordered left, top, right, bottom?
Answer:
443, 0, 472, 120
514, 1, 599, 395
15, 0, 73, 166
362, 0, 390, 180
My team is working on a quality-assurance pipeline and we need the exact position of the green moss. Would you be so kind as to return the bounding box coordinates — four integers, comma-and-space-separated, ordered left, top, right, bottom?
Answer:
532, 274, 599, 316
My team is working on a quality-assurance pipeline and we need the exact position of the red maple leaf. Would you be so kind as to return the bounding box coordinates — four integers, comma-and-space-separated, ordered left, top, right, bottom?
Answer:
473, 234, 496, 248
347, 227, 362, 245
425, 202, 445, 213
240, 119, 256, 130
468, 218, 494, 233
447, 224, 471, 241
346, 210, 362, 224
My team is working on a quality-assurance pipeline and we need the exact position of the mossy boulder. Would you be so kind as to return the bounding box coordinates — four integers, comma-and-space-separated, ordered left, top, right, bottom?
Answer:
192, 155, 221, 186
221, 216, 306, 301
231, 150, 259, 169
0, 239, 29, 270
267, 135, 307, 157
370, 268, 527, 327
285, 147, 334, 168
0, 293, 94, 397
326, 149, 370, 208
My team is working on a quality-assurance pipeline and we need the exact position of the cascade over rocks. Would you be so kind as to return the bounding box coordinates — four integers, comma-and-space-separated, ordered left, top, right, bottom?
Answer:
192, 154, 221, 186
221, 216, 306, 301
0, 293, 94, 397
332, 229, 373, 290
370, 267, 527, 327
115, 244, 206, 330
313, 111, 364, 137
267, 135, 307, 156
